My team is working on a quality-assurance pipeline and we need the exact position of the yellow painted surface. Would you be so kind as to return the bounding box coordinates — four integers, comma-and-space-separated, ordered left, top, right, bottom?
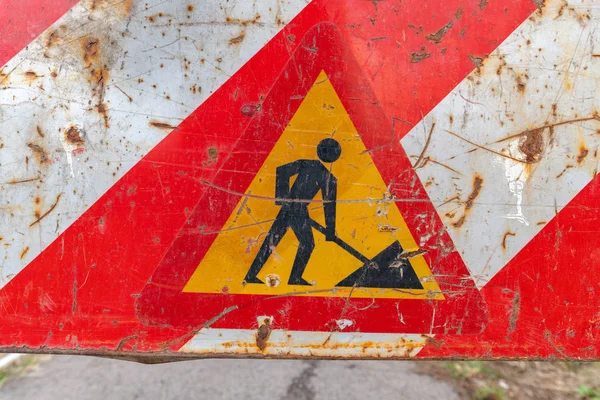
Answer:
184, 71, 443, 300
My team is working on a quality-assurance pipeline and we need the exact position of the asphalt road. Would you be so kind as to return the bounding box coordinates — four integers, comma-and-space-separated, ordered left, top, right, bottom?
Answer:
0, 355, 458, 399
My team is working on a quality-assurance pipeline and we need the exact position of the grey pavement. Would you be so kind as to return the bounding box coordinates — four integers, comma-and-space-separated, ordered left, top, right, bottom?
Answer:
0, 355, 458, 400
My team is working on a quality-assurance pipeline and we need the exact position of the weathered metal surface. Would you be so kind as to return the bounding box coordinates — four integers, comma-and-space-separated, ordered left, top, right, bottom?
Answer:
0, 0, 599, 360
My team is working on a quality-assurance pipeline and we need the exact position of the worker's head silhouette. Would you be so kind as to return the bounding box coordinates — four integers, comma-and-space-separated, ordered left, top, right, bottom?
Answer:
317, 138, 342, 163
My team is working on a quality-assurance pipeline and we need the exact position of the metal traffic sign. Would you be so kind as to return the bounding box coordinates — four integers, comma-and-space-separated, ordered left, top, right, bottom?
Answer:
0, 0, 599, 361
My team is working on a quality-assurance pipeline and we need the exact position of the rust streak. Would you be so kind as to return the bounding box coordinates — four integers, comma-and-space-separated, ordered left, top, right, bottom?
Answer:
149, 121, 178, 130
445, 129, 533, 164
6, 177, 40, 185
229, 33, 246, 45
20, 247, 30, 260
502, 231, 516, 250
30, 193, 63, 227
465, 175, 483, 210
494, 116, 600, 144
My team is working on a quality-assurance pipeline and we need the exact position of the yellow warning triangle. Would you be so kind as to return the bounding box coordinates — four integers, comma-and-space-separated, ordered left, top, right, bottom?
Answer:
184, 71, 443, 300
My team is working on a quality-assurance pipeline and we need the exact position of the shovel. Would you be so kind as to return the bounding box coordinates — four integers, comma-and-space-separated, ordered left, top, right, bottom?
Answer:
308, 219, 424, 289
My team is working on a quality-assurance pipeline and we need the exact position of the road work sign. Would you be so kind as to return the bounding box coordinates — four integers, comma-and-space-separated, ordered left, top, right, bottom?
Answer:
0, 0, 599, 360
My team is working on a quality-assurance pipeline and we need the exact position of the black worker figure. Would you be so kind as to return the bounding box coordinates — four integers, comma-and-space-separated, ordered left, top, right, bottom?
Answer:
244, 138, 342, 286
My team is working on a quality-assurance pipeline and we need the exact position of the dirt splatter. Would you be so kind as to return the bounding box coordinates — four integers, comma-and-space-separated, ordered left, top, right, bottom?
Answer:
508, 290, 521, 334
479, 0, 489, 10
455, 7, 464, 19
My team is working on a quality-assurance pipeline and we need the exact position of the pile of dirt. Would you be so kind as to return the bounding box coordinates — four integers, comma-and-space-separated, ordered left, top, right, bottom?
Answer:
416, 361, 600, 400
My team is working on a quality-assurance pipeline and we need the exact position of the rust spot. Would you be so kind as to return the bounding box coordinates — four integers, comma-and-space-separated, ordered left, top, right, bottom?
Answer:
36, 126, 45, 138
468, 54, 486, 69
577, 146, 589, 164
34, 196, 41, 205
20, 247, 30, 260
265, 274, 281, 288
27, 143, 50, 165
81, 38, 100, 66
256, 318, 272, 351
64, 125, 85, 146
187, 4, 194, 12
46, 29, 59, 50
479, 0, 489, 10
516, 75, 527, 93
24, 70, 41, 80
426, 21, 453, 44
225, 14, 261, 27
519, 128, 544, 163
229, 33, 246, 45
208, 147, 218, 161
532, 0, 545, 9
149, 121, 178, 130
410, 51, 431, 63
148, 15, 155, 22
502, 231, 516, 250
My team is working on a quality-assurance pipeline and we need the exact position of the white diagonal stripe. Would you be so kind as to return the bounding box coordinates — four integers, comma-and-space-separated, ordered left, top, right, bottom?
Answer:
401, 0, 600, 288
